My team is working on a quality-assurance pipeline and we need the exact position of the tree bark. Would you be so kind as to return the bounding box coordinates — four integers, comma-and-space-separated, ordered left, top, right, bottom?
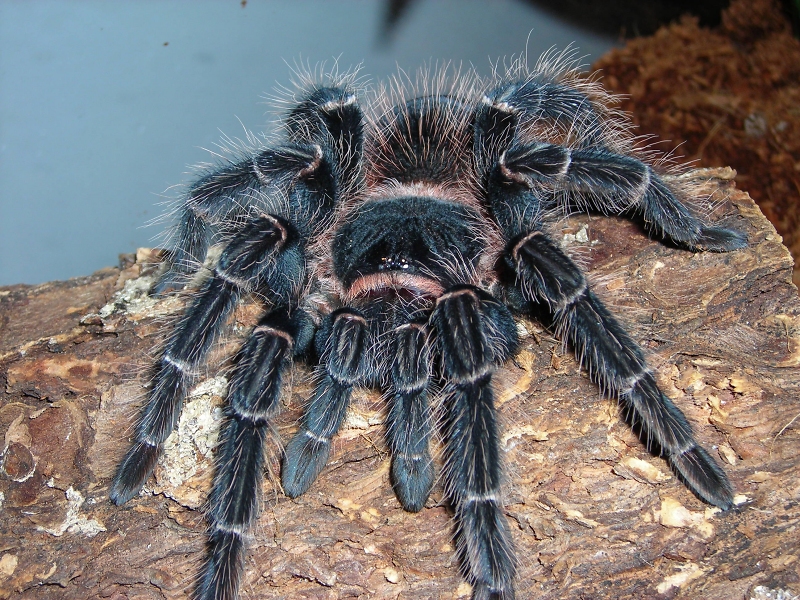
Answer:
1, 170, 798, 599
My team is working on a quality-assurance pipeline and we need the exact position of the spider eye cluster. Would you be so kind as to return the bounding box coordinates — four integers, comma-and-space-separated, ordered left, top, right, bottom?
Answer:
111, 58, 744, 600
379, 254, 411, 270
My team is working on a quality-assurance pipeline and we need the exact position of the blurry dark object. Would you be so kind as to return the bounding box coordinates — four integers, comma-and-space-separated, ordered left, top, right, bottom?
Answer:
382, 0, 731, 39
382, 0, 800, 40
787, 0, 800, 35
522, 0, 730, 37
382, 0, 410, 39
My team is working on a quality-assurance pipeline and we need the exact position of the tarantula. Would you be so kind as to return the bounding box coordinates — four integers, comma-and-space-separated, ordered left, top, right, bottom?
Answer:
110, 53, 745, 599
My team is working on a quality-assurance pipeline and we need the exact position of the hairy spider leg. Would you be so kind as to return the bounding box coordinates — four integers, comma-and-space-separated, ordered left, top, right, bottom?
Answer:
432, 285, 519, 600
499, 143, 747, 251
152, 149, 301, 295
110, 206, 308, 506
282, 301, 437, 511
476, 85, 747, 252
197, 308, 314, 600
154, 85, 364, 295
194, 86, 365, 600
480, 77, 608, 150
475, 83, 736, 511
510, 231, 733, 508
386, 321, 435, 512
112, 85, 365, 600
281, 307, 370, 497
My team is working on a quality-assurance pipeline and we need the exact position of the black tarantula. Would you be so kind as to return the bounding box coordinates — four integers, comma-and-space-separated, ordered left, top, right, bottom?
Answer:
110, 53, 745, 599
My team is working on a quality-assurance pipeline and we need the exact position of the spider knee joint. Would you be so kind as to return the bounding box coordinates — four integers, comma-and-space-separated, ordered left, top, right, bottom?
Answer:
463, 492, 499, 506
554, 280, 588, 312
303, 429, 331, 445
162, 353, 192, 374
298, 144, 324, 178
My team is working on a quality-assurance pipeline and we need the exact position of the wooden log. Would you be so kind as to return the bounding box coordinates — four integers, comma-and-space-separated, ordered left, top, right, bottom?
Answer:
1, 170, 798, 599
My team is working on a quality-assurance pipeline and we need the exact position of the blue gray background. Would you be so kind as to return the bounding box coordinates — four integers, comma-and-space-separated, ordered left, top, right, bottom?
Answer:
0, 0, 615, 285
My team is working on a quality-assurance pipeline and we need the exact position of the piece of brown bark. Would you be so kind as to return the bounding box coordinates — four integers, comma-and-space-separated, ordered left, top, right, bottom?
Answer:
1, 170, 799, 600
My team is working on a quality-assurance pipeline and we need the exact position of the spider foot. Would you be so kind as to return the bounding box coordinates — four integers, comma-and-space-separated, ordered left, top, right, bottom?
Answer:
457, 498, 516, 600
670, 445, 734, 510
472, 582, 515, 600
282, 431, 332, 498
693, 224, 748, 252
391, 452, 434, 512
109, 440, 159, 505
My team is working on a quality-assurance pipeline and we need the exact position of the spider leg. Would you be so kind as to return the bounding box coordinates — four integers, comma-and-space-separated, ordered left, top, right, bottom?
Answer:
480, 77, 607, 149
283, 309, 437, 511
110, 141, 332, 505
110, 210, 303, 505
476, 84, 746, 253
431, 285, 519, 600
143, 85, 361, 599
510, 229, 733, 509
153, 149, 306, 295
153, 158, 260, 295
386, 322, 434, 512
196, 307, 314, 600
499, 143, 747, 251
281, 308, 370, 497
155, 84, 363, 296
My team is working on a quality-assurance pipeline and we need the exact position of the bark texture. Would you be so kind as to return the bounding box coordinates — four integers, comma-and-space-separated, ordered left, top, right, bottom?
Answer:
1, 171, 799, 599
